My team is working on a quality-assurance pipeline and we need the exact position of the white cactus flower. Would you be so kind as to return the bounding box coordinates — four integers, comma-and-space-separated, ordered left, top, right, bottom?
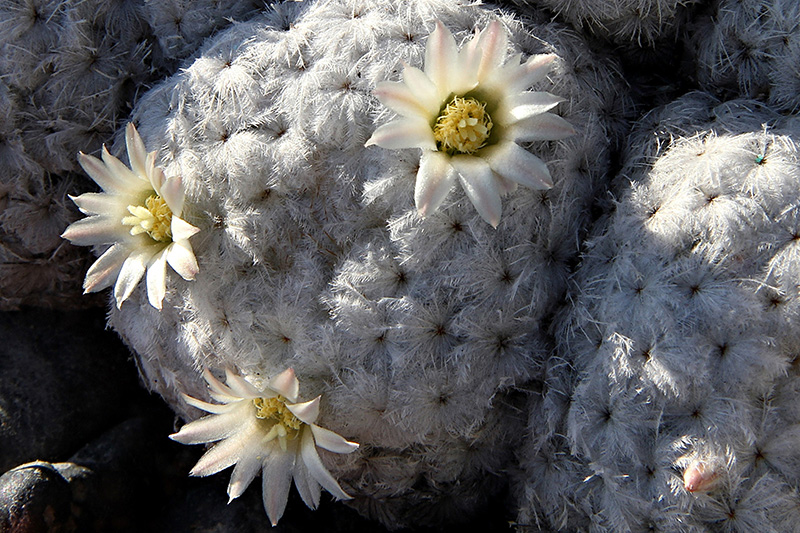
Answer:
170, 367, 359, 527
62, 123, 200, 309
366, 20, 575, 227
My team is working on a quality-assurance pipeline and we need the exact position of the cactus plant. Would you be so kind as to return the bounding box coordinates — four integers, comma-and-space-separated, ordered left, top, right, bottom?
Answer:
94, 0, 630, 527
515, 92, 800, 531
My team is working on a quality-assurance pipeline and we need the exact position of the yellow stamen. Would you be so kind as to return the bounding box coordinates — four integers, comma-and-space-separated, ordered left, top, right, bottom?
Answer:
433, 96, 493, 154
253, 396, 303, 445
122, 194, 173, 242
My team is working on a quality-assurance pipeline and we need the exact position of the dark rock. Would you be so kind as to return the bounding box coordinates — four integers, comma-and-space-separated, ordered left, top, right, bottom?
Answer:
0, 462, 75, 533
0, 308, 139, 472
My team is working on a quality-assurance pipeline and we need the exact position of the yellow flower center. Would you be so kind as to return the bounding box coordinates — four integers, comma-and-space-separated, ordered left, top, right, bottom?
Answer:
433, 96, 493, 154
253, 396, 302, 445
122, 194, 173, 242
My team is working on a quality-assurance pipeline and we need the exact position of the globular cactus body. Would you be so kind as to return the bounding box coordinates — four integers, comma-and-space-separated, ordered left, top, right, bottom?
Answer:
103, 0, 628, 527
515, 92, 800, 532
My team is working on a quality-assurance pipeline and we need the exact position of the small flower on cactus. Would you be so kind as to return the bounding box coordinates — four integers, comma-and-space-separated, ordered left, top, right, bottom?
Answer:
170, 367, 359, 526
366, 20, 575, 227
62, 123, 200, 309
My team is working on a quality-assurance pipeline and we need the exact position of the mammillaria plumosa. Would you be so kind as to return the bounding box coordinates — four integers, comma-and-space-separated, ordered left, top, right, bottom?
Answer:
515, 93, 800, 531
103, 0, 629, 527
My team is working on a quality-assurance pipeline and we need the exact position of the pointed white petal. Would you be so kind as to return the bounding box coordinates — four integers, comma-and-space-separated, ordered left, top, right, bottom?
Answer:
287, 396, 320, 425
160, 175, 185, 215
451, 155, 502, 227
453, 29, 482, 93
365, 118, 436, 150
82, 243, 128, 293
125, 123, 148, 180
310, 425, 359, 454
187, 426, 259, 477
166, 239, 199, 280
224, 368, 263, 399
505, 112, 577, 142
489, 54, 557, 95
114, 246, 157, 308
170, 216, 200, 241
292, 453, 321, 510
402, 65, 441, 116
262, 445, 295, 526
496, 92, 564, 125
182, 394, 239, 415
146, 152, 165, 191
62, 215, 127, 246
477, 20, 508, 82
373, 81, 435, 120
269, 368, 300, 402
169, 408, 248, 445
101, 145, 143, 186
69, 192, 123, 216
300, 427, 351, 500
145, 248, 168, 310
203, 369, 243, 401
482, 141, 553, 190
424, 21, 458, 97
415, 150, 456, 217
227, 446, 264, 502
78, 152, 135, 194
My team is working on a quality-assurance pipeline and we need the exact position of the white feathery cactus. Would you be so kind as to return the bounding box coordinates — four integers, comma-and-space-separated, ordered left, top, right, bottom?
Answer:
101, 0, 629, 527
515, 92, 800, 532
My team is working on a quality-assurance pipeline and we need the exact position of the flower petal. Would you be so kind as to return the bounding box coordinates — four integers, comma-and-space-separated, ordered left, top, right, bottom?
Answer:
69, 192, 123, 216
453, 29, 482, 93
505, 112, 577, 142
82, 243, 128, 293
78, 152, 135, 194
287, 396, 320, 425
310, 425, 359, 454
169, 407, 248, 445
203, 369, 242, 401
187, 424, 259, 477
490, 54, 557, 95
125, 123, 148, 180
166, 238, 199, 280
293, 452, 321, 510
160, 175, 185, 216
482, 141, 553, 190
114, 245, 158, 308
227, 445, 264, 502
374, 81, 435, 120
182, 394, 239, 415
101, 145, 144, 186
365, 118, 436, 150
402, 65, 441, 116
425, 21, 458, 98
269, 368, 300, 402
415, 150, 456, 217
451, 155, 502, 227
224, 368, 263, 399
170, 216, 200, 241
146, 247, 168, 309
300, 426, 351, 500
62, 215, 127, 246
476, 20, 507, 83
262, 444, 295, 526
146, 152, 165, 192
496, 92, 564, 126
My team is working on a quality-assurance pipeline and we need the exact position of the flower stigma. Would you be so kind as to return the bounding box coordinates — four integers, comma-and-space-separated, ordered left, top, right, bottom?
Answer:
122, 194, 173, 242
433, 96, 493, 154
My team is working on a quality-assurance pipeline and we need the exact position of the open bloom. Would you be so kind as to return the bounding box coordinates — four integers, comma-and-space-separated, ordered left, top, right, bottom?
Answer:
62, 123, 199, 309
366, 20, 575, 227
170, 367, 359, 526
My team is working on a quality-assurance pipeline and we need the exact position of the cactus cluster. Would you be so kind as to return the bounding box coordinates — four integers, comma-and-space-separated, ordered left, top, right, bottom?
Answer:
515, 92, 800, 531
